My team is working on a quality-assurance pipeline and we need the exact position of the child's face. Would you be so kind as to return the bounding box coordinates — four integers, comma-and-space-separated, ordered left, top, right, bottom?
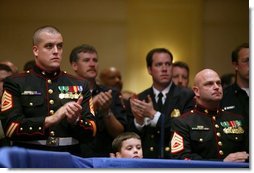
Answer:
117, 138, 143, 159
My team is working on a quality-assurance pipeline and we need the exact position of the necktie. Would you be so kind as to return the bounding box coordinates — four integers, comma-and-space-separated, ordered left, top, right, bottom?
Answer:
157, 92, 163, 111
157, 92, 164, 158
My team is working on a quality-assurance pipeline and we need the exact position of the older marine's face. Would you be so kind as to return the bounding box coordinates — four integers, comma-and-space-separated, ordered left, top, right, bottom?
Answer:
33, 32, 63, 72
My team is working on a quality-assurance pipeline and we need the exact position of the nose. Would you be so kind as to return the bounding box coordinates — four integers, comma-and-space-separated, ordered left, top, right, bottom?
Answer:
179, 76, 183, 82
213, 83, 220, 89
53, 45, 59, 53
133, 148, 138, 154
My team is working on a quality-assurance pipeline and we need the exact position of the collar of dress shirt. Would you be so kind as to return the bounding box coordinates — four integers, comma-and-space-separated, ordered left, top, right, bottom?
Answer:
152, 82, 172, 100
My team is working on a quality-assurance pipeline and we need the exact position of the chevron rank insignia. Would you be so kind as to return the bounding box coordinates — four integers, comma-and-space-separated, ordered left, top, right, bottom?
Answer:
1, 90, 13, 112
171, 132, 184, 153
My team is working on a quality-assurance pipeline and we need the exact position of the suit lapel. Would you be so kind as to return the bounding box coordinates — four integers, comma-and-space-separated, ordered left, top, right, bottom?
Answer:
164, 84, 179, 115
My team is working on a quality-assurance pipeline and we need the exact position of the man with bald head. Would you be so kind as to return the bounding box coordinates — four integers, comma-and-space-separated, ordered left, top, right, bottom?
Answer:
170, 69, 249, 162
99, 67, 123, 91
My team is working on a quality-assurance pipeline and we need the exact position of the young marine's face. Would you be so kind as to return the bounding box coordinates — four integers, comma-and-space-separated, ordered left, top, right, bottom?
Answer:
33, 32, 63, 72
148, 52, 173, 89
117, 138, 143, 159
172, 66, 189, 87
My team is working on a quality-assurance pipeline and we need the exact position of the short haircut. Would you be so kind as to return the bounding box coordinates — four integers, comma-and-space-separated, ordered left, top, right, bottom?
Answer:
173, 61, 190, 76
0, 63, 12, 72
231, 43, 249, 63
146, 48, 173, 67
112, 132, 141, 153
33, 25, 61, 45
69, 44, 98, 63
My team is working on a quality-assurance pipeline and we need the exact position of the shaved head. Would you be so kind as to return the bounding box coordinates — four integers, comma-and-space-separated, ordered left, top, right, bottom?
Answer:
193, 69, 223, 109
194, 69, 218, 85
99, 66, 123, 91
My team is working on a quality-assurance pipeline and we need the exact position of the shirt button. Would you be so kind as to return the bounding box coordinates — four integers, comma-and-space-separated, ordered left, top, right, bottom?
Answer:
150, 147, 154, 151
216, 132, 221, 137
38, 127, 42, 130
218, 141, 223, 146
199, 138, 203, 142
215, 124, 219, 128
50, 131, 55, 136
49, 100, 54, 105
29, 127, 33, 130
49, 110, 54, 115
20, 127, 23, 131
29, 102, 33, 106
48, 89, 53, 94
47, 79, 52, 84
165, 147, 170, 152
212, 116, 216, 120
219, 150, 224, 155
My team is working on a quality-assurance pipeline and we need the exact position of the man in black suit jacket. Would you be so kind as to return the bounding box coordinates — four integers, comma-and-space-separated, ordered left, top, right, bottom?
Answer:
128, 48, 194, 159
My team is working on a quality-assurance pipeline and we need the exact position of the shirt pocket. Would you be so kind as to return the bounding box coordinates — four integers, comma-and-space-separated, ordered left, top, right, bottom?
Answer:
190, 130, 214, 151
21, 95, 45, 117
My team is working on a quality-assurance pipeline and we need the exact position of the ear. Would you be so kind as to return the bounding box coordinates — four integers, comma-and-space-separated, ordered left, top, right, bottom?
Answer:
116, 152, 122, 158
232, 61, 238, 71
71, 62, 78, 71
192, 86, 200, 97
32, 45, 38, 57
147, 66, 152, 75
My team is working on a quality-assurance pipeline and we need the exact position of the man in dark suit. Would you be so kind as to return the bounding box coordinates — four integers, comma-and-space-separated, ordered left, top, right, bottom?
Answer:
128, 48, 194, 159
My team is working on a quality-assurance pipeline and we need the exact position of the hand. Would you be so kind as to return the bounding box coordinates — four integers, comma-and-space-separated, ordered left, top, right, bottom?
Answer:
223, 151, 249, 162
142, 95, 157, 118
130, 97, 145, 125
131, 95, 156, 119
64, 96, 83, 124
92, 90, 112, 112
44, 97, 83, 127
109, 153, 116, 158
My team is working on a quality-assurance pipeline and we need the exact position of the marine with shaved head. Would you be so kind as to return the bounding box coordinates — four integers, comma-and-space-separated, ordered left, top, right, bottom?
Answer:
170, 69, 249, 162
